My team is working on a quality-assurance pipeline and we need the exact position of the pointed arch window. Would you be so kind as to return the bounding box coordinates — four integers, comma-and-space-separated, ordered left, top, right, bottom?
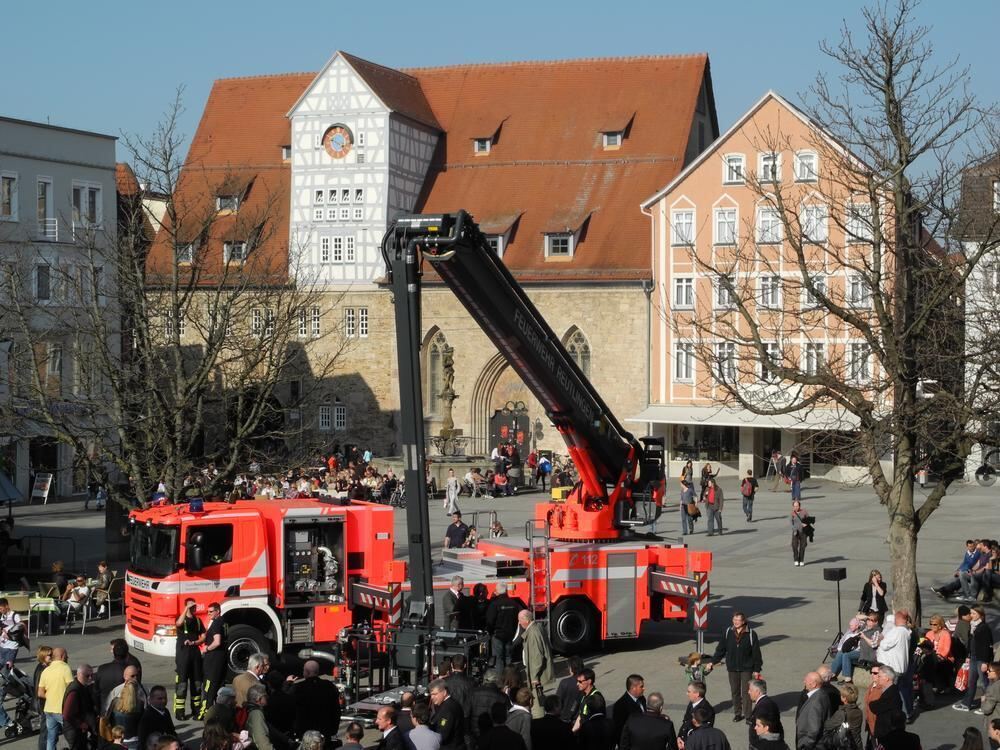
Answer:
426, 331, 449, 416
566, 329, 591, 379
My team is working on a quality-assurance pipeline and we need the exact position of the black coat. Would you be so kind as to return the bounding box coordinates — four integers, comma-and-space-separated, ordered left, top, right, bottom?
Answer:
748, 695, 783, 744
556, 675, 580, 722
485, 594, 525, 641
431, 696, 466, 750
292, 676, 341, 738
530, 715, 573, 748
579, 715, 615, 750
137, 706, 175, 750
376, 727, 406, 750
858, 582, 887, 616
868, 684, 902, 740
619, 711, 678, 750
445, 671, 475, 724
970, 621, 995, 663
680, 700, 714, 739
478, 724, 526, 750
612, 693, 646, 743
470, 684, 505, 737
879, 728, 922, 750
711, 627, 763, 673
95, 655, 143, 707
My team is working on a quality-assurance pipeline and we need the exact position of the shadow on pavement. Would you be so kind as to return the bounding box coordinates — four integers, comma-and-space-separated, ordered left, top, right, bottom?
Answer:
707, 595, 811, 619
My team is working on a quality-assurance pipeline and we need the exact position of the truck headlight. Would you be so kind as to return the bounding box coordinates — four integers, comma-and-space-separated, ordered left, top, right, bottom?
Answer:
154, 625, 177, 637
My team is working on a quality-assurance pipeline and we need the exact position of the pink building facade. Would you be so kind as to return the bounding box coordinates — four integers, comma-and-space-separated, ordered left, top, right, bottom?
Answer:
634, 92, 888, 482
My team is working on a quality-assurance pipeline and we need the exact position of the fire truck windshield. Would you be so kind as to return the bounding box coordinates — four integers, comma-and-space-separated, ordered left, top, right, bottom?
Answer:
129, 523, 179, 578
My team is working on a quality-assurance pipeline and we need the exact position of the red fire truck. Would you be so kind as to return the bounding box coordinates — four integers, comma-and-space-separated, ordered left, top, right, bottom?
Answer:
124, 211, 712, 668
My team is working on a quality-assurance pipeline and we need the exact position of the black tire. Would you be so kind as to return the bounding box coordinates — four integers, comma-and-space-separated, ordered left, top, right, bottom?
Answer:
976, 465, 997, 487
550, 598, 598, 654
226, 623, 274, 676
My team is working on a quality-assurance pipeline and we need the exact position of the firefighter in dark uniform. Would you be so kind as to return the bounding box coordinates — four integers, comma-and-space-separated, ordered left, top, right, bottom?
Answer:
200, 601, 228, 718
174, 597, 205, 720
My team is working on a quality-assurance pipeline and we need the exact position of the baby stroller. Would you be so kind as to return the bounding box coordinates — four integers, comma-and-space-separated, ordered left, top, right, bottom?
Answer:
0, 664, 39, 738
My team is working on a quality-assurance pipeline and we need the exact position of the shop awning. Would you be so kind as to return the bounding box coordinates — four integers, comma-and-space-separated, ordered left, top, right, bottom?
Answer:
627, 404, 859, 431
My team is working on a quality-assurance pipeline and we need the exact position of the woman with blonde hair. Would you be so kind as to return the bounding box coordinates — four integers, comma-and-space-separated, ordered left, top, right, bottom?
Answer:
33, 646, 53, 750
110, 681, 144, 749
925, 614, 954, 692
858, 570, 888, 626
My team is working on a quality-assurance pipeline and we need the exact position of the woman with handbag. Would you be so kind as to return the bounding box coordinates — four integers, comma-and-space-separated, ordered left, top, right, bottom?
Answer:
956, 606, 994, 711
704, 478, 724, 536
680, 481, 698, 535
790, 501, 810, 566
858, 570, 888, 626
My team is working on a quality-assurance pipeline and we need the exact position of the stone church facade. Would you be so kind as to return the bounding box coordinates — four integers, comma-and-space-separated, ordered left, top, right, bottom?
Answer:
170, 51, 719, 459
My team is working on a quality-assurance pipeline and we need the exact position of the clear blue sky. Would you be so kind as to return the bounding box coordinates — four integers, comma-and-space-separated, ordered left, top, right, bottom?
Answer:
5, 0, 998, 160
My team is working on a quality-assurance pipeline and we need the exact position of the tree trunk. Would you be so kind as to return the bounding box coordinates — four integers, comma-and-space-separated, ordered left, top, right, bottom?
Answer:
886, 479, 921, 622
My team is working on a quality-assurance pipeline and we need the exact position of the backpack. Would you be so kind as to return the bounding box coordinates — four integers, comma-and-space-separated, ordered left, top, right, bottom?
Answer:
235, 705, 249, 731
741, 479, 754, 497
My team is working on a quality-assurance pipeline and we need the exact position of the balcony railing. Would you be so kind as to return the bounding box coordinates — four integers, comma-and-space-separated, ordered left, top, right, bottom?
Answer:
37, 218, 58, 241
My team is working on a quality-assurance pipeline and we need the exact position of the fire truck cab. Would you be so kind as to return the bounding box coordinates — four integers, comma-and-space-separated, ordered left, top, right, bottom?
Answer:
125, 498, 399, 664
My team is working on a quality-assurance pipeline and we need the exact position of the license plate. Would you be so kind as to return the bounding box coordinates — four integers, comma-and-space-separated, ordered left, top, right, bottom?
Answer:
132, 641, 144, 652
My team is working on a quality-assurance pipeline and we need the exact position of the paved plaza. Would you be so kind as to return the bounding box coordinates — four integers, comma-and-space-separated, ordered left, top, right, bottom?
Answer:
2, 476, 994, 749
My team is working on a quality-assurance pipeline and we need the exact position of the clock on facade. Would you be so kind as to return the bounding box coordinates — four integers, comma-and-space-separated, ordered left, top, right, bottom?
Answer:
323, 125, 354, 159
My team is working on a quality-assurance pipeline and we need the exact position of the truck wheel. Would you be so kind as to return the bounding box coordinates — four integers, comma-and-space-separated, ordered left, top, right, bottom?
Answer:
976, 465, 997, 487
550, 599, 597, 654
227, 624, 273, 675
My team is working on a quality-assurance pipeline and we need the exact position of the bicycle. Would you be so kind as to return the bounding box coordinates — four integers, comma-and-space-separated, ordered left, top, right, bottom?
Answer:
389, 485, 407, 509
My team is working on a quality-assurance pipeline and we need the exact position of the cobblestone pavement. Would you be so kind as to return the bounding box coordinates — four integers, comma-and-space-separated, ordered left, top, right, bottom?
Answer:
2, 477, 994, 749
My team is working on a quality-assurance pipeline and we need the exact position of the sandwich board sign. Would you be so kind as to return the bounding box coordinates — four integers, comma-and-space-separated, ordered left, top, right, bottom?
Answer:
31, 473, 53, 505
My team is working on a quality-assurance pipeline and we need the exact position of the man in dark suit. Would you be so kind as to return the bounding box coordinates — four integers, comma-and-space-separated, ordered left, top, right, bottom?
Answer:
429, 678, 466, 750
137, 685, 175, 750
577, 692, 614, 750
291, 659, 341, 739
867, 665, 903, 742
747, 679, 783, 746
795, 672, 831, 750
557, 657, 584, 723
532, 695, 573, 748
619, 692, 677, 750
375, 706, 406, 750
95, 639, 143, 709
397, 691, 415, 734
679, 682, 714, 740
441, 575, 467, 630
612, 674, 647, 743
471, 671, 504, 739
445, 654, 475, 731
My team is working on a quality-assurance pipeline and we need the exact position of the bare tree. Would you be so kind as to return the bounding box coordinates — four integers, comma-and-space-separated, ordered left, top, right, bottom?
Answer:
0, 93, 346, 511
676, 0, 999, 618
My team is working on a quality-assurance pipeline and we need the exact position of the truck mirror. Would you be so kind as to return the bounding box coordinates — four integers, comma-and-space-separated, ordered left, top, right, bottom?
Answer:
185, 541, 204, 572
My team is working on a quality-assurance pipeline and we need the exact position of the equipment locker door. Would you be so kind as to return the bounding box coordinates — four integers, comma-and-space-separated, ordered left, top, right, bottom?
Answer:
606, 553, 637, 638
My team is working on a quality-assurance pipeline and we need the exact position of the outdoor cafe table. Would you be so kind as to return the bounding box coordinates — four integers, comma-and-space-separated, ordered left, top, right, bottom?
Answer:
1, 593, 59, 635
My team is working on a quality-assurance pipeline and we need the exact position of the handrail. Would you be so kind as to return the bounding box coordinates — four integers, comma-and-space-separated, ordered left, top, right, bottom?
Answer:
13, 534, 78, 573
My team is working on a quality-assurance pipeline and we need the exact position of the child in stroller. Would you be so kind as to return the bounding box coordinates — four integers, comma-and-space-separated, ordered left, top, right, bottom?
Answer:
0, 664, 39, 737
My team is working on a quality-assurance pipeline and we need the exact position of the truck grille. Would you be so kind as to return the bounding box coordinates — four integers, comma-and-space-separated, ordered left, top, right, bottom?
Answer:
127, 588, 153, 637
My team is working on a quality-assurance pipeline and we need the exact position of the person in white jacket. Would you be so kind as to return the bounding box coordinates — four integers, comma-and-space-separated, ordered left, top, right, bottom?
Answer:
876, 611, 911, 677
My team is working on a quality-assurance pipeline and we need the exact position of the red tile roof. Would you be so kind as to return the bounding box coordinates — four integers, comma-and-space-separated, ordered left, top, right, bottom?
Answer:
410, 54, 712, 280
115, 163, 141, 196
151, 53, 714, 283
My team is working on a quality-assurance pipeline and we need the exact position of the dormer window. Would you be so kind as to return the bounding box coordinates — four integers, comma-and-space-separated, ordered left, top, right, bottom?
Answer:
474, 138, 492, 155
281, 145, 292, 161
545, 233, 573, 258
223, 241, 247, 264
176, 243, 195, 265
217, 195, 240, 212
486, 235, 504, 258
602, 131, 624, 149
